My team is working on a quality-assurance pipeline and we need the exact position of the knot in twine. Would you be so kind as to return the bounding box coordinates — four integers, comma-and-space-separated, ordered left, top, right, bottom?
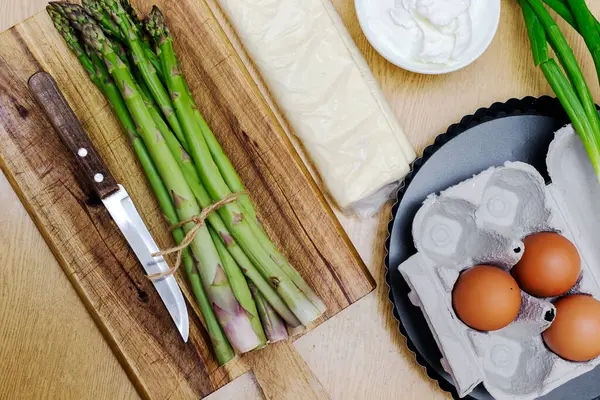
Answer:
147, 192, 244, 281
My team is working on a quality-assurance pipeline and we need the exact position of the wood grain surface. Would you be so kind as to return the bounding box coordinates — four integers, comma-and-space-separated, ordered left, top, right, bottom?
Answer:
0, 0, 374, 398
2, 1, 600, 400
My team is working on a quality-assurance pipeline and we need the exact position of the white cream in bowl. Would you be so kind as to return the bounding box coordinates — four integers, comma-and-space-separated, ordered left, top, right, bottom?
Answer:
355, 0, 500, 74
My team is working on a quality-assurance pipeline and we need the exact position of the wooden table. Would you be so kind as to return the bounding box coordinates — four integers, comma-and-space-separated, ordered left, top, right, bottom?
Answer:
1, 1, 599, 399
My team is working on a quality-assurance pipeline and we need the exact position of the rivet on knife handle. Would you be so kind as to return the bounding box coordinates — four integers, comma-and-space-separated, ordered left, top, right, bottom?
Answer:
28, 71, 119, 199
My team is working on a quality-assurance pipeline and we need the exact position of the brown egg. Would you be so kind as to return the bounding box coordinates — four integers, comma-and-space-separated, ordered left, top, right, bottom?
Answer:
452, 265, 522, 331
512, 232, 581, 298
543, 295, 600, 362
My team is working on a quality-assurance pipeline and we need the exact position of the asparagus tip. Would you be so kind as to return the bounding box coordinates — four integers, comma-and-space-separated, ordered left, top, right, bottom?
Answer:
59, 2, 87, 15
47, 3, 87, 55
46, 3, 60, 18
57, 2, 95, 32
98, 0, 125, 15
47, 1, 66, 17
144, 6, 169, 44
81, 22, 108, 53
120, 0, 139, 20
82, 0, 104, 20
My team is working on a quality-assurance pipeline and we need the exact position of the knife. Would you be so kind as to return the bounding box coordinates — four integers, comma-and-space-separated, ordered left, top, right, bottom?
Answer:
29, 71, 189, 342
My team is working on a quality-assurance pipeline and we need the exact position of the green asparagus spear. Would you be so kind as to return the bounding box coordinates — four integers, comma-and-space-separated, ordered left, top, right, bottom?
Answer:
249, 282, 288, 343
177, 68, 257, 221
113, 41, 131, 68
210, 227, 267, 347
120, 0, 145, 34
245, 216, 327, 313
179, 247, 236, 365
82, 22, 261, 353
193, 110, 258, 222
134, 70, 302, 328
80, 0, 123, 39
119, 0, 159, 68
53, 2, 98, 33
98, 0, 186, 149
145, 7, 323, 325
47, 5, 98, 86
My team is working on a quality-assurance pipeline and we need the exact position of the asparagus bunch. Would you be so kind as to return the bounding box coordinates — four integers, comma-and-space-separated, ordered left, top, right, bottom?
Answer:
143, 6, 324, 324
84, 19, 263, 353
47, 2, 237, 364
47, 0, 325, 364
520, 0, 600, 181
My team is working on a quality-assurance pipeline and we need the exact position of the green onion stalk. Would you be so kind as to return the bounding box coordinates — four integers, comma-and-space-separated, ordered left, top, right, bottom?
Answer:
542, 0, 600, 35
82, 22, 262, 354
542, 0, 600, 86
563, 0, 600, 86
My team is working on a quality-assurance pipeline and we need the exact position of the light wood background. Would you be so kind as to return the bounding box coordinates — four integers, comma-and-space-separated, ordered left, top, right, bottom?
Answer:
1, 1, 599, 399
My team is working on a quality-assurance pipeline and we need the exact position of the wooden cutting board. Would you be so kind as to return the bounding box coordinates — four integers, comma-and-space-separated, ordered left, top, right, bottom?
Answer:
0, 1, 375, 399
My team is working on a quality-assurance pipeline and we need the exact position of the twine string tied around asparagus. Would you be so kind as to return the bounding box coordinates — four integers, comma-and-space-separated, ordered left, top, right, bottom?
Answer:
147, 192, 244, 280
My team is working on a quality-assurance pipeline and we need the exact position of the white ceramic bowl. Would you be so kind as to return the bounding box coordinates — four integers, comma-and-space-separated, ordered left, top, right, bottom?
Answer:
355, 0, 501, 75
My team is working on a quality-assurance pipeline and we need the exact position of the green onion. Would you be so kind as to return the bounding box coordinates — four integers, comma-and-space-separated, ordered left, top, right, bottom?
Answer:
565, 0, 600, 85
540, 59, 600, 176
522, 1, 549, 66
521, 0, 600, 181
542, 0, 600, 34
542, 0, 577, 27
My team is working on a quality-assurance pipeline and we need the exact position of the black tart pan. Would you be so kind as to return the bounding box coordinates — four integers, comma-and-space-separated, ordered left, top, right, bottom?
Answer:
384, 97, 600, 400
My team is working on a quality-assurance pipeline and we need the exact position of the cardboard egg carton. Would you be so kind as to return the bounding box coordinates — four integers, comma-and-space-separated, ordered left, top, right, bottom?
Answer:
399, 125, 600, 399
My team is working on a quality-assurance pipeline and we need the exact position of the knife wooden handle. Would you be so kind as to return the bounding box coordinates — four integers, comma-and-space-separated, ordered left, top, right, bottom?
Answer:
29, 71, 119, 199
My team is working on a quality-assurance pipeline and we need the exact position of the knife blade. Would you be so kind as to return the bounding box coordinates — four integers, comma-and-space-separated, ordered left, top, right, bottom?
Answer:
29, 71, 189, 342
